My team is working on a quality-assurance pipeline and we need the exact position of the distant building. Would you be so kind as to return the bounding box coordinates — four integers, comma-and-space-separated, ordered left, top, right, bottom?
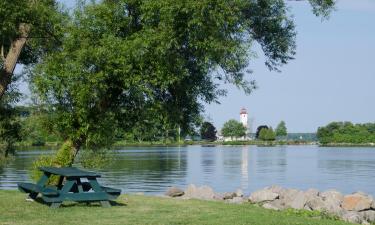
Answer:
240, 107, 248, 128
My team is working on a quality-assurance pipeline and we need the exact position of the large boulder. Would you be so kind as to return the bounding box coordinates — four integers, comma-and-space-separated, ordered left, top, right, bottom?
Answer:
262, 199, 286, 211
341, 211, 364, 224
320, 190, 344, 215
359, 210, 375, 223
278, 188, 301, 208
249, 189, 279, 203
165, 187, 184, 197
342, 193, 373, 211
305, 196, 326, 211
184, 184, 215, 200
235, 189, 244, 198
223, 192, 236, 200
227, 197, 245, 204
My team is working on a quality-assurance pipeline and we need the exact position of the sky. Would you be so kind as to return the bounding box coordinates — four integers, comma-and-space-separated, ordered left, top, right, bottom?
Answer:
19, 0, 375, 133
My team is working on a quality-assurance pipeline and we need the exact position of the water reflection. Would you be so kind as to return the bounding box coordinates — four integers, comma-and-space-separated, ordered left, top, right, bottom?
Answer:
1, 145, 375, 195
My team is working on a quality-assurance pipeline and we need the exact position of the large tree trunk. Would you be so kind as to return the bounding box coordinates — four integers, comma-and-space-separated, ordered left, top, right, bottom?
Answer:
0, 23, 30, 99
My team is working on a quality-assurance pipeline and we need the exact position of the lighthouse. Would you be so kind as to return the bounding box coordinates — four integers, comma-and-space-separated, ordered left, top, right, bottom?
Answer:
240, 107, 248, 128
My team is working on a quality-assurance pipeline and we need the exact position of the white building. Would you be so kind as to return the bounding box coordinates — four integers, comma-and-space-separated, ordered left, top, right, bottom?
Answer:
240, 107, 248, 128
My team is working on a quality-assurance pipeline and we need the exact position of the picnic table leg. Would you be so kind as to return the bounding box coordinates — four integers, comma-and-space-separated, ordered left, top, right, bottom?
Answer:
50, 202, 62, 208
27, 172, 51, 200
100, 201, 111, 208
88, 178, 111, 208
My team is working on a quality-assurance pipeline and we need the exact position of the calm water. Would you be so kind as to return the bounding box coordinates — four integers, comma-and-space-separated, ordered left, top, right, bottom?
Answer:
1, 145, 375, 196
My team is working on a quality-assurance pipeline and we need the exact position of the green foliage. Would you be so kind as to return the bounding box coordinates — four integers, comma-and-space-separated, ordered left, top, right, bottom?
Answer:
258, 127, 276, 141
30, 140, 74, 182
0, 84, 21, 157
200, 122, 217, 141
276, 121, 287, 137
0, 0, 65, 67
29, 0, 334, 162
19, 106, 61, 146
255, 125, 268, 139
317, 122, 375, 144
29, 155, 59, 184
222, 119, 246, 139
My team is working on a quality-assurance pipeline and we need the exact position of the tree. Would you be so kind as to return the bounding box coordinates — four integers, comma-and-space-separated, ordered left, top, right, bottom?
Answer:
31, 0, 335, 166
258, 127, 276, 141
221, 120, 246, 140
200, 122, 217, 141
256, 125, 269, 139
0, 0, 64, 99
0, 85, 21, 157
275, 121, 287, 138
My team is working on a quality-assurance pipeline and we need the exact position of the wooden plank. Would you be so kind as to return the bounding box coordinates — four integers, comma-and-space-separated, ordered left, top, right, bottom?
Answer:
18, 183, 59, 196
39, 167, 100, 178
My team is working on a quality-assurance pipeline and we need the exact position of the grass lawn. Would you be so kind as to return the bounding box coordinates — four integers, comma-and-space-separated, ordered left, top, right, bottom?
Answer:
0, 191, 353, 225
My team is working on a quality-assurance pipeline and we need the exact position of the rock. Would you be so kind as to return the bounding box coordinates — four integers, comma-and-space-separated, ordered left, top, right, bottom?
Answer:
359, 210, 375, 222
320, 190, 344, 215
262, 199, 285, 211
249, 189, 279, 203
184, 184, 215, 200
305, 197, 326, 211
289, 191, 307, 209
342, 193, 372, 211
165, 187, 184, 197
320, 189, 344, 203
213, 193, 225, 200
305, 188, 320, 198
223, 192, 236, 200
342, 211, 363, 224
279, 189, 301, 208
235, 189, 244, 198
227, 197, 245, 204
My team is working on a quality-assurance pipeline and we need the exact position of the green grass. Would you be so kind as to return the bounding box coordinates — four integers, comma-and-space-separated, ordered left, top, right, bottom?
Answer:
0, 191, 353, 225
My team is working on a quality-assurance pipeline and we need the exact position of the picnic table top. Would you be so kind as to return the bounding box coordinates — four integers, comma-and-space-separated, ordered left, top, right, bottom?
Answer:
39, 167, 101, 178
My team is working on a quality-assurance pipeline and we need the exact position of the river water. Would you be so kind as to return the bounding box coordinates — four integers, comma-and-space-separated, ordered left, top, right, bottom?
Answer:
1, 145, 375, 196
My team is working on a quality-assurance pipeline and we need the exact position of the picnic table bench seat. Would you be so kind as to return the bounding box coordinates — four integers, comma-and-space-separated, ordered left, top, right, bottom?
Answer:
18, 182, 60, 197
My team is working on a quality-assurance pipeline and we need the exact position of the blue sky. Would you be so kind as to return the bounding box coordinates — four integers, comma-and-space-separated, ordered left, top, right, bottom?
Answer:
21, 0, 375, 133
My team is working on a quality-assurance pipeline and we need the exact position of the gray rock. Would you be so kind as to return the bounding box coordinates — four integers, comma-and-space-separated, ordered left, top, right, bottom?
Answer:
184, 184, 215, 200
279, 188, 301, 208
262, 199, 286, 211
223, 192, 236, 200
320, 189, 344, 203
235, 189, 244, 198
359, 210, 375, 222
165, 187, 184, 197
320, 190, 344, 215
342, 211, 363, 224
227, 197, 245, 204
249, 189, 279, 203
305, 196, 326, 211
342, 193, 372, 211
289, 191, 307, 209
213, 193, 225, 200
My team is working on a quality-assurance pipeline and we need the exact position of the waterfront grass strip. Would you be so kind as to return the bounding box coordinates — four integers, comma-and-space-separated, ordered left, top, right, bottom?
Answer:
0, 191, 353, 225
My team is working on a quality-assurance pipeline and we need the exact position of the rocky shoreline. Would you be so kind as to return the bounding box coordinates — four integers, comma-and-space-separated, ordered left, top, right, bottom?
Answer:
165, 185, 375, 225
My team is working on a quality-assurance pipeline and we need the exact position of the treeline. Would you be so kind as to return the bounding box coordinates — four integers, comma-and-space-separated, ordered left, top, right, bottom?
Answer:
317, 122, 375, 144
13, 106, 195, 147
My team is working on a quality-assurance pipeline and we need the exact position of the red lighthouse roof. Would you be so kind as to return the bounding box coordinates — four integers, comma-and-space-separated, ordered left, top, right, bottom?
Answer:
240, 107, 247, 115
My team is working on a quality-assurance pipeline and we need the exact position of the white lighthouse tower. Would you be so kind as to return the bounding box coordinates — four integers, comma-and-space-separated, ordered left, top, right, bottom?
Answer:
240, 107, 248, 128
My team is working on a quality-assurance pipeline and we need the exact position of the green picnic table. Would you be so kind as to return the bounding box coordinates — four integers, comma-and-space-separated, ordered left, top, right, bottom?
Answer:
17, 167, 121, 208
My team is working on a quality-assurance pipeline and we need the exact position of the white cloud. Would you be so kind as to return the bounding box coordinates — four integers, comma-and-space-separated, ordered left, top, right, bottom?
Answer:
337, 0, 375, 12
